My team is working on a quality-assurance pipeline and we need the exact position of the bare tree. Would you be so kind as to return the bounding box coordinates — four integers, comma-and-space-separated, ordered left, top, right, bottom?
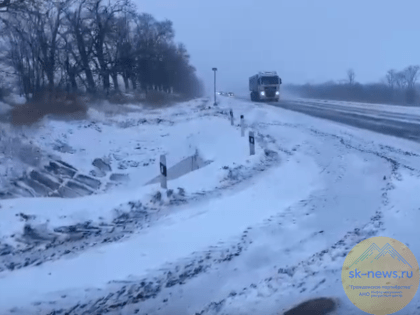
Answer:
386, 69, 397, 89
401, 65, 420, 104
0, 0, 203, 99
403, 65, 420, 88
394, 71, 407, 90
115, 15, 134, 91
1, 8, 41, 96
87, 0, 132, 94
131, 13, 175, 92
1, 1, 68, 94
106, 12, 135, 92
347, 68, 355, 85
64, 0, 96, 93
36, 1, 74, 91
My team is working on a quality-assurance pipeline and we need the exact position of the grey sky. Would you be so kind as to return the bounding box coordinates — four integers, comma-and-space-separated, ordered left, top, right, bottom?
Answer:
135, 0, 420, 93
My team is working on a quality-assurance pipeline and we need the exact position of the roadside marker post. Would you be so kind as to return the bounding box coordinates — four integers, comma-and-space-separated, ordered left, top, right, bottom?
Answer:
160, 154, 167, 189
249, 131, 255, 155
230, 109, 234, 126
241, 115, 245, 137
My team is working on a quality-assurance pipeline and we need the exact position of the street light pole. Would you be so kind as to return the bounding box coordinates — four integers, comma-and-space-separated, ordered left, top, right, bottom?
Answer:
212, 67, 217, 105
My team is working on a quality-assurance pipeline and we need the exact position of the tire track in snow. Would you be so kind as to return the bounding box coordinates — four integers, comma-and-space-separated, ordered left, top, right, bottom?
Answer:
193, 198, 392, 315
194, 209, 385, 315
192, 124, 407, 315
107, 115, 400, 315
5, 104, 410, 314
140, 107, 414, 315
257, 120, 420, 174
31, 194, 321, 315
42, 136, 393, 315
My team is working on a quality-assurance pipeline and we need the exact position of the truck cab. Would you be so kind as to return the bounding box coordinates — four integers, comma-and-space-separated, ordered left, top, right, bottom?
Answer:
249, 72, 282, 102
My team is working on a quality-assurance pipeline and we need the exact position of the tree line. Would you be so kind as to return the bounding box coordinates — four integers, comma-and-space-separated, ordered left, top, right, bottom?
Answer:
286, 65, 420, 105
0, 0, 204, 100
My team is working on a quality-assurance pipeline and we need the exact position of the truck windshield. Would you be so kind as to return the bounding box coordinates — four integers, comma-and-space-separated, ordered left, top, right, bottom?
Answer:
260, 77, 279, 85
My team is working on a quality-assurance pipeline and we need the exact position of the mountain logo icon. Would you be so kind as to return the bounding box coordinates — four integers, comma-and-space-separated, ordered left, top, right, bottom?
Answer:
349, 243, 412, 269
342, 237, 419, 314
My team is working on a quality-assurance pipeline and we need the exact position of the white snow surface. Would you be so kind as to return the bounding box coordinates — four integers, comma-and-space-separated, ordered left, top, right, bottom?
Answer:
0, 96, 420, 314
0, 99, 266, 247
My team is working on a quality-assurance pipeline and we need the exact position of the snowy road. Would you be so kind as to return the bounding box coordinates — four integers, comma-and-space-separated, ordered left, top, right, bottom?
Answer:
1, 97, 420, 314
238, 95, 420, 141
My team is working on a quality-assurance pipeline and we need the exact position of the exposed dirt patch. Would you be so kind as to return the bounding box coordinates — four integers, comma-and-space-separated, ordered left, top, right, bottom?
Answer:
11, 90, 87, 126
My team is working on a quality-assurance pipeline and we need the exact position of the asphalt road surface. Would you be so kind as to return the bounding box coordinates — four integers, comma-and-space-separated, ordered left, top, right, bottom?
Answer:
238, 96, 420, 142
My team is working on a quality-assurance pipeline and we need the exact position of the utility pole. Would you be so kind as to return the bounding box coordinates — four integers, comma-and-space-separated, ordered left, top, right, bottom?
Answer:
212, 67, 217, 105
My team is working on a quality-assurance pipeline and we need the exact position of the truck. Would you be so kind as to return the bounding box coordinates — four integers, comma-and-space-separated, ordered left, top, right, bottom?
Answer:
249, 71, 282, 102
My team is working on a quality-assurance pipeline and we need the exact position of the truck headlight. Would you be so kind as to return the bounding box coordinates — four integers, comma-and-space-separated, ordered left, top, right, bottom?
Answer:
275, 91, 279, 95
260, 91, 265, 96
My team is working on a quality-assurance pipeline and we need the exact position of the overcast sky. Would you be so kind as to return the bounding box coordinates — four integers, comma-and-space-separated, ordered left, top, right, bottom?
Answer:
135, 0, 420, 94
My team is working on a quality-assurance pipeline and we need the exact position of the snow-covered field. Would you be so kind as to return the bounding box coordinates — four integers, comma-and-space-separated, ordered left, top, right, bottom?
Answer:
0, 95, 420, 314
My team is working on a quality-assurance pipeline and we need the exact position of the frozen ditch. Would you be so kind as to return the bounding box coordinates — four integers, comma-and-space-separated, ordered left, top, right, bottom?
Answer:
0, 157, 129, 199
146, 152, 213, 185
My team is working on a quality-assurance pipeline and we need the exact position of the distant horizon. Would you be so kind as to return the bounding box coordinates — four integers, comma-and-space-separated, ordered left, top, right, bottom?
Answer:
135, 0, 420, 94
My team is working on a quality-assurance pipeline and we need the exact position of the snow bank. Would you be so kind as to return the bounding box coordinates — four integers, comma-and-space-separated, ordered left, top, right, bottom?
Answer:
3, 93, 26, 105
0, 154, 320, 312
0, 97, 265, 248
0, 101, 11, 115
